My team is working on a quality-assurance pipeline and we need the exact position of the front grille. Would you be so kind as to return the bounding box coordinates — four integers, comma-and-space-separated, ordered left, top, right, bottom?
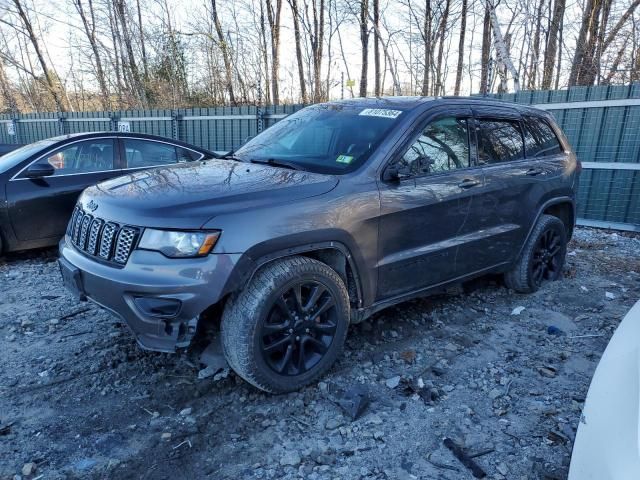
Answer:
67, 206, 139, 266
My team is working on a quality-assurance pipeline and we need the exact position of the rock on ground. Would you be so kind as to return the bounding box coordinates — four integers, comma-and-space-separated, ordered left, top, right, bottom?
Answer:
0, 227, 639, 479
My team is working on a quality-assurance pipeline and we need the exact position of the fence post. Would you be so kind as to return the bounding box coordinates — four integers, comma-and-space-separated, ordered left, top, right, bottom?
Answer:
109, 113, 118, 132
10, 117, 19, 144
58, 115, 68, 136
171, 111, 183, 141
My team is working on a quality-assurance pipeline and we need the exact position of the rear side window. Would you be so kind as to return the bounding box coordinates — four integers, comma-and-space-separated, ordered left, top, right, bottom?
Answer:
124, 139, 178, 168
523, 117, 564, 157
476, 119, 525, 164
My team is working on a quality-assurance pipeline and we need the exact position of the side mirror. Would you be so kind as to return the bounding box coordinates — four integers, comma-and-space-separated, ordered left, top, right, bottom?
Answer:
25, 163, 55, 179
383, 164, 411, 182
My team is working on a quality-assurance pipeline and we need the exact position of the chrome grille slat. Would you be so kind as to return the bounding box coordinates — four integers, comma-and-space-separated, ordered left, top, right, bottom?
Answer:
87, 218, 103, 255
78, 215, 93, 250
99, 223, 118, 259
114, 227, 137, 264
65, 206, 138, 266
72, 211, 84, 243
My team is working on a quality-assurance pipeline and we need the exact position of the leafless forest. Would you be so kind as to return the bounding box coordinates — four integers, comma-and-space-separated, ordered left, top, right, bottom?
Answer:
0, 0, 639, 112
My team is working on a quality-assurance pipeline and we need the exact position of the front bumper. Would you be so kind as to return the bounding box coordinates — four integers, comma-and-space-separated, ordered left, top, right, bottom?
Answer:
59, 237, 244, 352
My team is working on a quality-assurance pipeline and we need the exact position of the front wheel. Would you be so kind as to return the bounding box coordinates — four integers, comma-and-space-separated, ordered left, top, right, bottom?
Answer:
504, 214, 567, 293
221, 256, 350, 393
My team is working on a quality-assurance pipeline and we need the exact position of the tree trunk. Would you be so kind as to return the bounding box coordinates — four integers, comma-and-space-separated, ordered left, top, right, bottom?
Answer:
454, 0, 467, 96
527, 0, 545, 89
373, 0, 380, 95
288, 0, 307, 103
113, 0, 147, 106
136, 0, 148, 80
359, 0, 369, 97
211, 0, 237, 105
311, 0, 325, 102
434, 0, 451, 95
542, 0, 565, 89
569, 0, 601, 86
421, 0, 431, 96
12, 0, 67, 111
266, 0, 282, 105
480, 3, 491, 94
259, 1, 271, 104
74, 0, 110, 110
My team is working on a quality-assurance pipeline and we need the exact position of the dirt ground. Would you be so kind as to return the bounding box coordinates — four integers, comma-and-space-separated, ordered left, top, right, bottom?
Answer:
1, 227, 639, 480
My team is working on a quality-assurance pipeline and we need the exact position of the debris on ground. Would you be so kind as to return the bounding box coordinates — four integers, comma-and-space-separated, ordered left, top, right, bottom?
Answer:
0, 227, 638, 479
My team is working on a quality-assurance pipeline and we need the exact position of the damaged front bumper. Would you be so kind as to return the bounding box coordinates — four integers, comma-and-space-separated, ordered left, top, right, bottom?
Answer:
59, 237, 243, 352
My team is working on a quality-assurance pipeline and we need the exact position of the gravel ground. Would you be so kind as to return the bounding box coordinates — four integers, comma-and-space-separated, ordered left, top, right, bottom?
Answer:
1, 227, 639, 480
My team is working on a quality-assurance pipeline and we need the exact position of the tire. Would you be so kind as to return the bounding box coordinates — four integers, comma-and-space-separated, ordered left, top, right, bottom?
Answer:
504, 214, 567, 293
221, 256, 350, 393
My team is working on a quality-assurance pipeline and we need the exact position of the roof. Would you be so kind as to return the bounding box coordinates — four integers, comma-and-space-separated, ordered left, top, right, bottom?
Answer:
41, 131, 215, 153
324, 95, 551, 117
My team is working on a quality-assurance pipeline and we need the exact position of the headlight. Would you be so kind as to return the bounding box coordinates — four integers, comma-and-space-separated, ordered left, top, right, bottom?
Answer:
138, 229, 221, 258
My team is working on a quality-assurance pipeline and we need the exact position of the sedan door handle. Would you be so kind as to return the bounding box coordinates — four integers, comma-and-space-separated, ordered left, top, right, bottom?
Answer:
526, 167, 544, 176
457, 179, 480, 189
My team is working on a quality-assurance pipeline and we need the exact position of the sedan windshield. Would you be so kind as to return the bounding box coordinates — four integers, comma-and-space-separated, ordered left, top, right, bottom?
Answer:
235, 104, 406, 174
0, 139, 57, 174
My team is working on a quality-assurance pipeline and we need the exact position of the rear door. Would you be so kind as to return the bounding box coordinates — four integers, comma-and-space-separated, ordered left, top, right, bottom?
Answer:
6, 138, 121, 241
459, 109, 539, 270
376, 107, 484, 298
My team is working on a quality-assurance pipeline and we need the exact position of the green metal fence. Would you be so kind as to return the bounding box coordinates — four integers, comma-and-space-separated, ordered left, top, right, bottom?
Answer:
1, 84, 639, 230
0, 105, 305, 153
491, 84, 640, 231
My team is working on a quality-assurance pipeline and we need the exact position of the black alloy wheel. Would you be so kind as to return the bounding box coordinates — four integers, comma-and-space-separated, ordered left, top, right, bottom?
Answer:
531, 228, 563, 286
260, 281, 338, 376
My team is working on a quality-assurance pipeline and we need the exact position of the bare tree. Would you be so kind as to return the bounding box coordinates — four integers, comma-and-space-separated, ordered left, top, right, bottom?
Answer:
73, 0, 110, 109
265, 0, 283, 104
454, 0, 467, 95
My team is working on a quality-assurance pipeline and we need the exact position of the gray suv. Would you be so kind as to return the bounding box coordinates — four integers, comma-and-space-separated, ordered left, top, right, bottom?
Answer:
59, 97, 580, 393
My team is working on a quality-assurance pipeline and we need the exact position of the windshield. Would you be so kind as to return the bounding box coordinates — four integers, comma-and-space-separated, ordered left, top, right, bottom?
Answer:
0, 139, 57, 174
235, 104, 406, 174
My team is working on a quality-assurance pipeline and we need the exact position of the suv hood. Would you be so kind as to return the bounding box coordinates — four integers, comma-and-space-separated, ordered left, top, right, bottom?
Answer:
79, 159, 338, 229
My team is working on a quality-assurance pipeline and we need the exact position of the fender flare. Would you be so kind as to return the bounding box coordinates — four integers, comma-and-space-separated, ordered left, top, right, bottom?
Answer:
220, 240, 366, 308
516, 196, 576, 259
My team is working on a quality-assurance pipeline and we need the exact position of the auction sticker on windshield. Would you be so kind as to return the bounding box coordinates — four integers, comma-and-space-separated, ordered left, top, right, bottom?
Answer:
359, 108, 402, 119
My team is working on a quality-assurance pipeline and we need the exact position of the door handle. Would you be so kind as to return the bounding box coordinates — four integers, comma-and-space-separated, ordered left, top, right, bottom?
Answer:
526, 167, 544, 176
457, 179, 480, 189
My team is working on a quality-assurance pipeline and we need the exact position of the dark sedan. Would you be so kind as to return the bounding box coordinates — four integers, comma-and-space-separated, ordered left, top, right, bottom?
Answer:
0, 132, 216, 253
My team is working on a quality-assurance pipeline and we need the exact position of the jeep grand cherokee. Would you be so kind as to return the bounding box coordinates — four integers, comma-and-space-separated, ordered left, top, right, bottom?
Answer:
59, 97, 580, 393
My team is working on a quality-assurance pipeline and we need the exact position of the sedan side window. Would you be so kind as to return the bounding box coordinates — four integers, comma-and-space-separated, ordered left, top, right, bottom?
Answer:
477, 119, 525, 164
397, 117, 470, 176
124, 139, 178, 168
34, 139, 115, 176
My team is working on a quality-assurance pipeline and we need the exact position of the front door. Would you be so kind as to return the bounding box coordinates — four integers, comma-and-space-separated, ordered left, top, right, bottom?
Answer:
376, 109, 484, 299
6, 138, 121, 241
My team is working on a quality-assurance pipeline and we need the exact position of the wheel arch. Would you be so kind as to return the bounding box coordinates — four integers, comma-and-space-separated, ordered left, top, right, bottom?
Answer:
235, 241, 365, 310
517, 196, 575, 260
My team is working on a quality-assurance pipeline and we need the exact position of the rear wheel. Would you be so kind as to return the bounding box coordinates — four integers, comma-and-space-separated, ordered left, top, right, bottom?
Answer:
221, 256, 350, 393
504, 214, 567, 293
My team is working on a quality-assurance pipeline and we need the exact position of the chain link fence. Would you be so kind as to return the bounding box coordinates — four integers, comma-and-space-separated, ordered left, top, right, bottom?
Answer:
1, 84, 639, 231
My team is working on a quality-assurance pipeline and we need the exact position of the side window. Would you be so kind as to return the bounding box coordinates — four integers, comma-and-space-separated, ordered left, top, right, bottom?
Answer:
477, 119, 525, 164
34, 139, 115, 176
523, 117, 564, 157
176, 147, 201, 162
124, 139, 178, 168
398, 117, 470, 176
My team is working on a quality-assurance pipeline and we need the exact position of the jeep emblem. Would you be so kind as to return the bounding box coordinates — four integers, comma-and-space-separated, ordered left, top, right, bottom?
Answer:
87, 200, 98, 212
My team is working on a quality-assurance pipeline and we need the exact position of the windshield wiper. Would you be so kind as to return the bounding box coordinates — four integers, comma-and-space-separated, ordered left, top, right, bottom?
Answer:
250, 158, 301, 170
